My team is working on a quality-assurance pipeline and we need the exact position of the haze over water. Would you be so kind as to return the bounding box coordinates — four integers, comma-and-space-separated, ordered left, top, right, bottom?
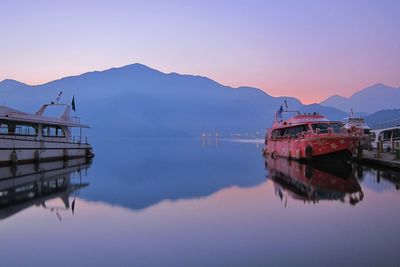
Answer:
0, 138, 399, 267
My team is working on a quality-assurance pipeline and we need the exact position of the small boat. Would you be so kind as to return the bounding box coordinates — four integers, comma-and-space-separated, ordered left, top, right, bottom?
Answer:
0, 103, 94, 165
263, 106, 360, 161
343, 115, 371, 134
370, 126, 400, 151
343, 111, 371, 148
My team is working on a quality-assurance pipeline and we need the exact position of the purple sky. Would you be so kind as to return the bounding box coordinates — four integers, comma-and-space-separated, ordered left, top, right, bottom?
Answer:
0, 0, 399, 103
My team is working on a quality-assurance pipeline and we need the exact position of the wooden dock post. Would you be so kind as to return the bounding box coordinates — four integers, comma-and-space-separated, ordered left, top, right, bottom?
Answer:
356, 145, 363, 161
376, 142, 381, 159
11, 150, 17, 165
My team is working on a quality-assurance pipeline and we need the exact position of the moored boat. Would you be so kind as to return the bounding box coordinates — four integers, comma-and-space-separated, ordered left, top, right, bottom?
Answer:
370, 126, 400, 151
0, 102, 94, 165
343, 111, 371, 148
263, 106, 360, 161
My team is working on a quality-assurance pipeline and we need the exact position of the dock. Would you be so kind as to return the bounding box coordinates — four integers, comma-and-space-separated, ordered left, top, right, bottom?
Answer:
354, 148, 400, 170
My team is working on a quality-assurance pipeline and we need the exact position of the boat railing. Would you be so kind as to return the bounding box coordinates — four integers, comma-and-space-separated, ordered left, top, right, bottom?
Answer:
371, 117, 400, 130
72, 116, 81, 124
71, 135, 89, 144
274, 110, 301, 123
0, 134, 89, 144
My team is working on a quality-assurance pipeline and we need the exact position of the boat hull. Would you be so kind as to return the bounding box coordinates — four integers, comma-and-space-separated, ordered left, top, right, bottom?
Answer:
265, 134, 359, 162
0, 136, 93, 165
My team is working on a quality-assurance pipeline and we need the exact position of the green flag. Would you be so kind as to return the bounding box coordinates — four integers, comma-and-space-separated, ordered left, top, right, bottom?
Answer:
71, 96, 76, 111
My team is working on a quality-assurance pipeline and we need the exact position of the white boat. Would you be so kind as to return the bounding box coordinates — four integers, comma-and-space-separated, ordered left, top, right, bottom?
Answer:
0, 103, 93, 164
371, 126, 400, 151
342, 113, 371, 148
343, 116, 371, 134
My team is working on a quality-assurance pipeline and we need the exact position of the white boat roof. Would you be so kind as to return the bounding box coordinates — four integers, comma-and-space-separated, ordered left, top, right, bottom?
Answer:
343, 116, 365, 120
371, 126, 400, 133
0, 104, 89, 128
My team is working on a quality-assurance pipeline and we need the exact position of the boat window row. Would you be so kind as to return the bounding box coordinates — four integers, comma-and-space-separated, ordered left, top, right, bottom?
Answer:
0, 121, 65, 137
378, 129, 400, 141
42, 125, 65, 137
347, 118, 365, 123
271, 125, 308, 138
271, 123, 343, 139
0, 122, 37, 136
311, 123, 341, 134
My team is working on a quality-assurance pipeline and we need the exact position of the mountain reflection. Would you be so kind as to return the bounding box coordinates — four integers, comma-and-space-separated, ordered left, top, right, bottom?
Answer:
265, 157, 364, 206
0, 158, 91, 221
80, 139, 266, 211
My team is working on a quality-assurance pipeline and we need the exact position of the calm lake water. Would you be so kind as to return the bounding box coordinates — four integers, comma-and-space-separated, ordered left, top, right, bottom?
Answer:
0, 138, 399, 267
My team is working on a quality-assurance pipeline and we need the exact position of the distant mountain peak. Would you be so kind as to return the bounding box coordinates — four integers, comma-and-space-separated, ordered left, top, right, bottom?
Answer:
119, 63, 158, 71
99, 63, 164, 76
0, 79, 27, 90
321, 83, 400, 113
324, 94, 349, 101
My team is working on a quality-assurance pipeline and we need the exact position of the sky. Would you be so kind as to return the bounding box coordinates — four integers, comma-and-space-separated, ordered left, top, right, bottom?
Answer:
0, 0, 399, 104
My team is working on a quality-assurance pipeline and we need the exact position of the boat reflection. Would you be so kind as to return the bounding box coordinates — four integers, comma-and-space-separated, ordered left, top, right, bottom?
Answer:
0, 158, 91, 221
265, 157, 363, 206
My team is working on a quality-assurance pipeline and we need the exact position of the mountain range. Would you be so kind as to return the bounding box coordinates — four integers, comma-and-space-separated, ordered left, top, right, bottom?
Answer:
0, 63, 399, 139
321, 83, 400, 114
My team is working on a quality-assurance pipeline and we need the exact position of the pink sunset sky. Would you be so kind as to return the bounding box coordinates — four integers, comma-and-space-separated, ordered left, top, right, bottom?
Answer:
0, 0, 399, 104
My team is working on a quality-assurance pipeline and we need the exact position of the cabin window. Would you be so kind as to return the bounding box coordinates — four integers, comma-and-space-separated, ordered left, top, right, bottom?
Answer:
381, 131, 392, 141
348, 118, 365, 123
0, 123, 9, 135
393, 129, 400, 139
287, 125, 307, 137
312, 123, 341, 134
271, 125, 307, 139
13, 123, 37, 136
311, 123, 341, 133
270, 130, 278, 138
312, 123, 329, 133
329, 123, 342, 133
42, 125, 65, 137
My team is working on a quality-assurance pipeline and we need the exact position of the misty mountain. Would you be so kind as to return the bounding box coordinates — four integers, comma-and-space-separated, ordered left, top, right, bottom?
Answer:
0, 79, 27, 91
321, 83, 400, 113
365, 109, 400, 127
0, 63, 356, 138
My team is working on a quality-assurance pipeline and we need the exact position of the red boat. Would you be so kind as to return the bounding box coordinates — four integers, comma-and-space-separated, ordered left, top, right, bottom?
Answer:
264, 108, 360, 161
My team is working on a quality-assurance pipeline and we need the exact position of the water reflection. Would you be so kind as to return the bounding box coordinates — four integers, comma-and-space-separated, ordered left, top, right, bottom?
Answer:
357, 163, 400, 192
81, 138, 266, 211
265, 156, 364, 205
0, 140, 400, 267
0, 158, 91, 221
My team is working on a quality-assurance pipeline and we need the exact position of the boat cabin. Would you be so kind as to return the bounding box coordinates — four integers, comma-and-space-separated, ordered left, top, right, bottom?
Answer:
269, 113, 344, 140
371, 126, 400, 151
0, 104, 89, 144
343, 117, 371, 134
